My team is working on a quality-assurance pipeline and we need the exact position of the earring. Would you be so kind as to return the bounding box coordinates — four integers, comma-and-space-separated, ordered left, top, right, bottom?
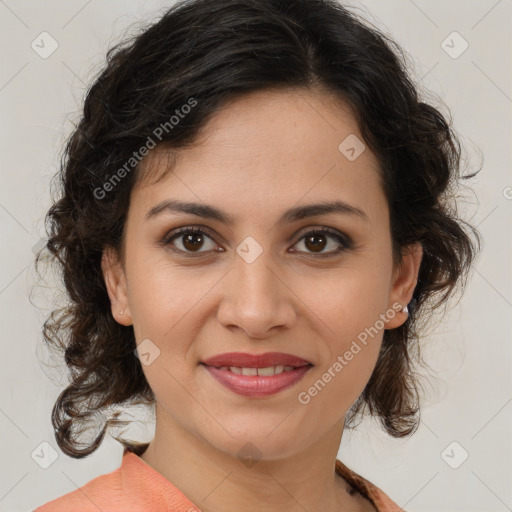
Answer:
402, 305, 409, 314
120, 309, 125, 315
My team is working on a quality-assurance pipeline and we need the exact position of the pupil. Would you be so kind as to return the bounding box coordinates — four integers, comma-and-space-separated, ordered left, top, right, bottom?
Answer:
183, 233, 203, 251
305, 234, 326, 252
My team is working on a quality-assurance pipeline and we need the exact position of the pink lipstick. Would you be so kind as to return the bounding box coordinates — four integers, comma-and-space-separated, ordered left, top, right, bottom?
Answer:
201, 351, 313, 398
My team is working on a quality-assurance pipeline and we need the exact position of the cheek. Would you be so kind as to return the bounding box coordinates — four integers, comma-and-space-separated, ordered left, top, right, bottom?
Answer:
127, 251, 204, 332
294, 276, 386, 425
296, 262, 391, 393
306, 261, 392, 336
125, 261, 203, 390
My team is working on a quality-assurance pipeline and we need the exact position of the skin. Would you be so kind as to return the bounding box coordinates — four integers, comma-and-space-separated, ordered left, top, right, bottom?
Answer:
102, 87, 422, 512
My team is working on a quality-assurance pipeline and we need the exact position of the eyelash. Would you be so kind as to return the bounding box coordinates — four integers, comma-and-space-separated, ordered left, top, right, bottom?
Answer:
159, 225, 352, 258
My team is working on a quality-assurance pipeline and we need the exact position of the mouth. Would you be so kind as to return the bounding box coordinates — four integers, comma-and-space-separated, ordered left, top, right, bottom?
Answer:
201, 364, 310, 376
200, 352, 313, 397
201, 351, 313, 369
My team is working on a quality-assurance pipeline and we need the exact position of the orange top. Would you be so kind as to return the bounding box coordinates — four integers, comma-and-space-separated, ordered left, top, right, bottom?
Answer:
34, 450, 405, 512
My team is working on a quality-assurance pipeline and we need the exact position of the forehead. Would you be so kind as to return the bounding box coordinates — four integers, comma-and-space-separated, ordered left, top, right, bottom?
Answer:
131, 88, 385, 225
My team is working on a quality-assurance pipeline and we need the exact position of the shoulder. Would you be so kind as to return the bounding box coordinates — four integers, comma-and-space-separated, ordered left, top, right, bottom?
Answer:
33, 451, 190, 512
33, 465, 125, 512
335, 459, 406, 512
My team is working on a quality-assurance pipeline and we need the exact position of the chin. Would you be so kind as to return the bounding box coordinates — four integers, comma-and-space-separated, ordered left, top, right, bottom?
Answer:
200, 422, 307, 463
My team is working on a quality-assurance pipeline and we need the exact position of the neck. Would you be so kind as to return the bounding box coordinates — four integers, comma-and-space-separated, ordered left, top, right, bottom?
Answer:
139, 404, 361, 512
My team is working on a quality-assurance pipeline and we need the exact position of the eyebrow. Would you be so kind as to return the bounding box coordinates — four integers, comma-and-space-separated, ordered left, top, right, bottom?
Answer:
145, 199, 369, 225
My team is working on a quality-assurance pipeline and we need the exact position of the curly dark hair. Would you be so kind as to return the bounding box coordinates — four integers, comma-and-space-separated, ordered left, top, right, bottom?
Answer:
34, 0, 480, 458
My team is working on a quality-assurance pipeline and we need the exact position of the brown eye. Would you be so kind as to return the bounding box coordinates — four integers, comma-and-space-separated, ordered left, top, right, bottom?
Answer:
292, 228, 350, 257
164, 228, 218, 253
161, 226, 351, 258
304, 233, 328, 253
181, 232, 206, 251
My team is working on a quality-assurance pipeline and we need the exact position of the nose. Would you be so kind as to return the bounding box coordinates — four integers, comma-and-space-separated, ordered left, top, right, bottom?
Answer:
216, 250, 297, 339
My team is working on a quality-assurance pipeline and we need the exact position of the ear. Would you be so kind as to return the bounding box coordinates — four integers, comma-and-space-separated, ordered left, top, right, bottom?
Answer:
384, 243, 423, 329
101, 246, 132, 326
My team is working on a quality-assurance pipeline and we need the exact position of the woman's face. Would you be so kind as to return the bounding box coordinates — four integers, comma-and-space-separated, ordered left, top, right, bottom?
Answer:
102, 88, 420, 460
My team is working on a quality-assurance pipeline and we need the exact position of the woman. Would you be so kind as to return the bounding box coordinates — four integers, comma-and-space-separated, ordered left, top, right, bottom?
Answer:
34, 0, 479, 510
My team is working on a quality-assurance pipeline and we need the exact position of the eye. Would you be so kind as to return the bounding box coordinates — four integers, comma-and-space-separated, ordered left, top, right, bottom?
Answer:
291, 228, 351, 257
161, 227, 220, 255
160, 226, 352, 257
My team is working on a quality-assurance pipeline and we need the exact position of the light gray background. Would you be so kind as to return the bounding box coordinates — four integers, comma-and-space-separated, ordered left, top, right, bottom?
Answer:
1, 1, 511, 511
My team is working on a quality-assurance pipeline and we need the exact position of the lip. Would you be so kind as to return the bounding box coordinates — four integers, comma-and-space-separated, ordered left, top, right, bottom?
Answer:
201, 351, 312, 368
202, 364, 312, 397
201, 352, 313, 398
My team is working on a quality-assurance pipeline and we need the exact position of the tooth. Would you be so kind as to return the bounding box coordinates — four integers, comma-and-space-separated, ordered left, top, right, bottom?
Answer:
226, 365, 294, 375
257, 366, 275, 376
